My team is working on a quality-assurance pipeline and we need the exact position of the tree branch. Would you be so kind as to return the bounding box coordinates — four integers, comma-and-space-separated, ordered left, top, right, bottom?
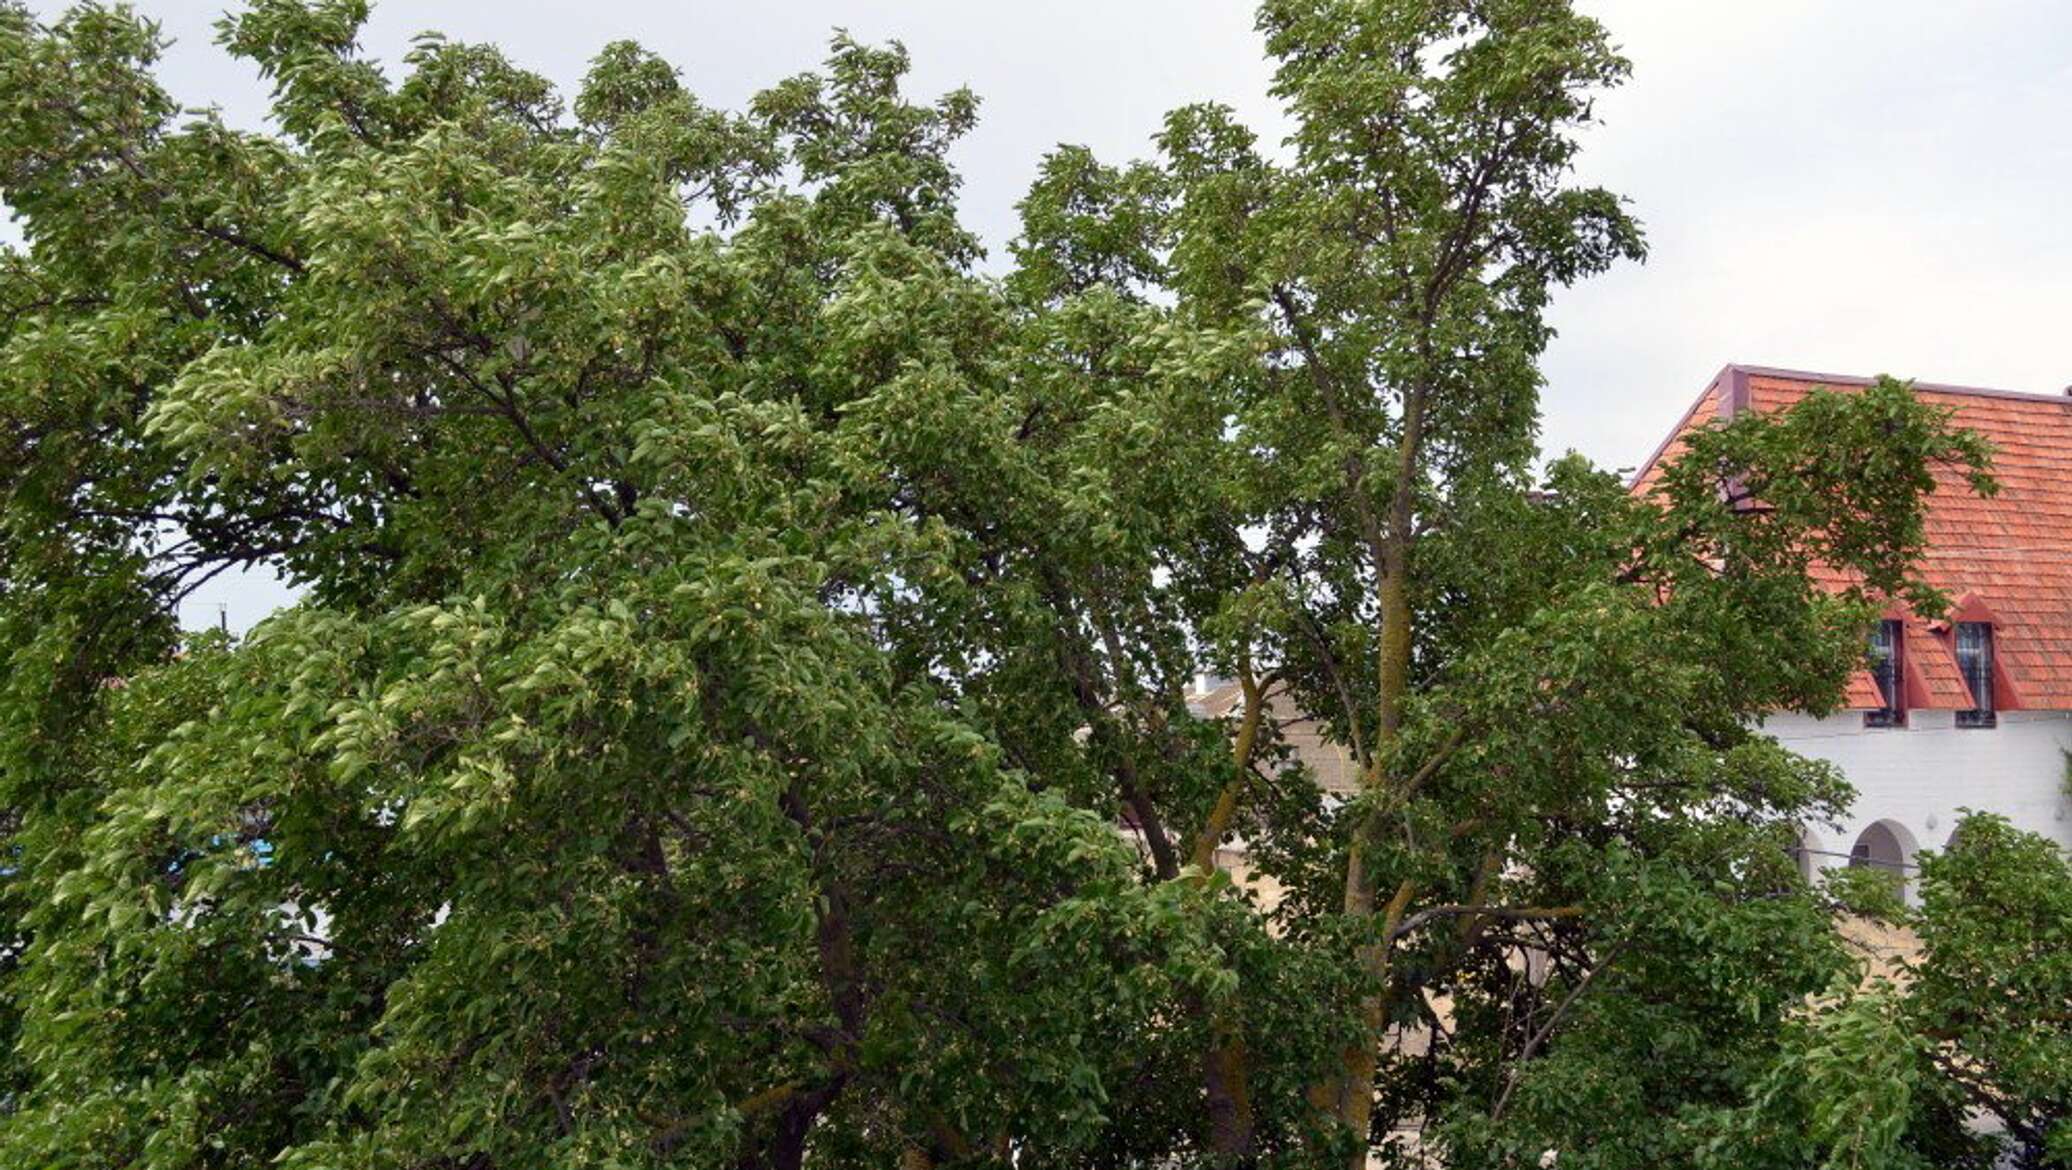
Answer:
1388, 902, 1581, 944
1489, 940, 1627, 1122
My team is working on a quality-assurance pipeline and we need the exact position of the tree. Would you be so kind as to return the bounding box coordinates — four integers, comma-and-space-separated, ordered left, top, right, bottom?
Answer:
1905, 814, 2072, 1167
1710, 814, 2072, 1170
0, 2, 2003, 1168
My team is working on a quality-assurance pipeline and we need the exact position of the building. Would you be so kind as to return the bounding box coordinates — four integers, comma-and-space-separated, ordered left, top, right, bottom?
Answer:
1631, 364, 2072, 889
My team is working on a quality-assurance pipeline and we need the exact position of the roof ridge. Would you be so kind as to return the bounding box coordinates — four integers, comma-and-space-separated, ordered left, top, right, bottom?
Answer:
1922, 545, 2072, 554
1732, 363, 2071, 405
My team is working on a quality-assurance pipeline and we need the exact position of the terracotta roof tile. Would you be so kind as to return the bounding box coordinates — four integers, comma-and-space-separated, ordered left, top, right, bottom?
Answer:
1634, 365, 2072, 710
1842, 670, 1885, 709
1631, 383, 1721, 498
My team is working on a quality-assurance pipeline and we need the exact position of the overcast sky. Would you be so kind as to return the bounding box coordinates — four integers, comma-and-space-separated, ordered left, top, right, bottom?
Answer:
14, 1, 2072, 629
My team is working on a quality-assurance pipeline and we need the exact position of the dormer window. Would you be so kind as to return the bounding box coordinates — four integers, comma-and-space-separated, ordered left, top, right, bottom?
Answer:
1955, 621, 1996, 728
1864, 619, 1904, 727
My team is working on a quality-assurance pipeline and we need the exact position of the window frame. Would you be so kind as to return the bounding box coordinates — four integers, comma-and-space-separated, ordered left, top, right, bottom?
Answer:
1955, 620, 1997, 729
1864, 618, 1906, 728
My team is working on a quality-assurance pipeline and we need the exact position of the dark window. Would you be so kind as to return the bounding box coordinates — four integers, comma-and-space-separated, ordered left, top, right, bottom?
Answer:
1865, 619, 1904, 728
1956, 621, 1996, 728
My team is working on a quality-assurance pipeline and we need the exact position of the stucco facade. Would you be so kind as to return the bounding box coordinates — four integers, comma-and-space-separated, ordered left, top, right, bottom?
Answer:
1769, 707, 2072, 885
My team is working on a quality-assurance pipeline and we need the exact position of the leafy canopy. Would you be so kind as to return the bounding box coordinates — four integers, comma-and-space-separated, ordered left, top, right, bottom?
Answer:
0, 3, 2034, 1169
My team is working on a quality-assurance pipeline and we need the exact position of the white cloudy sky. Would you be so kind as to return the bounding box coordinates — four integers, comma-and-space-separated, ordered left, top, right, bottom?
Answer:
13, 1, 2072, 628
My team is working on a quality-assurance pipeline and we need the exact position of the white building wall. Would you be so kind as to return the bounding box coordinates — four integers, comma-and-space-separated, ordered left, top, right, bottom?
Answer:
1764, 708, 2072, 880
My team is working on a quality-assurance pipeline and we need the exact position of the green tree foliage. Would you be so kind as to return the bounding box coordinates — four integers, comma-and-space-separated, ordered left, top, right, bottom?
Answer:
1709, 815, 2072, 1170
1907, 815, 2072, 1167
0, 2, 2030, 1168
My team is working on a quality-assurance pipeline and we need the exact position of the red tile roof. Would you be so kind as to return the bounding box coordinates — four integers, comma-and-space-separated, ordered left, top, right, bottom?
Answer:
1632, 364, 2072, 711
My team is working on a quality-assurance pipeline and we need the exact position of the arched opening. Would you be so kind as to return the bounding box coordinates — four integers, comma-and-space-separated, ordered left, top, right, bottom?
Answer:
1849, 821, 1906, 871
1792, 825, 1827, 882
1848, 819, 1920, 898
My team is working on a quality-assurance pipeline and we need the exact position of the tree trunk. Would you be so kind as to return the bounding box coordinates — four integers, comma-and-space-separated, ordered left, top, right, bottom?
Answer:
1196, 666, 1265, 1165
1204, 1020, 1256, 1166
737, 1078, 845, 1170
1334, 385, 1427, 1167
